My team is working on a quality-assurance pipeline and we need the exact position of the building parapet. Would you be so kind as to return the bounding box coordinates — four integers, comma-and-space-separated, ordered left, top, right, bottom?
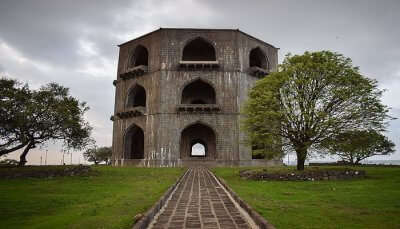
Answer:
177, 104, 220, 113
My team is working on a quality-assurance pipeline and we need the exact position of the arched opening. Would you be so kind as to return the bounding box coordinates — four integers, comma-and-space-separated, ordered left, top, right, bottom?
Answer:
191, 140, 207, 157
180, 123, 216, 159
130, 45, 148, 67
126, 84, 146, 108
182, 37, 216, 61
249, 47, 268, 69
181, 80, 216, 104
124, 124, 144, 159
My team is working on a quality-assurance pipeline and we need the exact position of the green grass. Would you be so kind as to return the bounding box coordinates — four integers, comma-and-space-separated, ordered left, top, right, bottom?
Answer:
213, 166, 400, 229
0, 166, 185, 229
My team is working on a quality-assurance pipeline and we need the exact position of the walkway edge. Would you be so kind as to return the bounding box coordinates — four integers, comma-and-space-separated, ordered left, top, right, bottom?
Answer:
212, 172, 276, 229
132, 168, 189, 229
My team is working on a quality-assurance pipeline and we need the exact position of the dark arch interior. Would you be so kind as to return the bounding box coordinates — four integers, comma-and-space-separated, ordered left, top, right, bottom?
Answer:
130, 45, 148, 67
127, 85, 146, 107
181, 80, 216, 104
249, 48, 268, 69
182, 38, 216, 61
125, 125, 144, 159
180, 123, 216, 159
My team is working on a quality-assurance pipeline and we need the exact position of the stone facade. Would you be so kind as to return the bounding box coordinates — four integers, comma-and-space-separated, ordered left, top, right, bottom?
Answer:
111, 28, 282, 167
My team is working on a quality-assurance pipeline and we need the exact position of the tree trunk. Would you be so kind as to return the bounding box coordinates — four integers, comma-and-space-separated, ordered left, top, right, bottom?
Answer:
355, 158, 362, 165
18, 141, 34, 166
295, 146, 308, 171
0, 141, 29, 157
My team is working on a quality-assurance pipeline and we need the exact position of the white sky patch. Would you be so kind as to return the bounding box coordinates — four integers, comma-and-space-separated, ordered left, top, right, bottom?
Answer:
191, 143, 206, 156
112, 0, 218, 42
75, 38, 116, 78
77, 39, 99, 57
75, 56, 115, 78
0, 41, 53, 73
381, 70, 400, 109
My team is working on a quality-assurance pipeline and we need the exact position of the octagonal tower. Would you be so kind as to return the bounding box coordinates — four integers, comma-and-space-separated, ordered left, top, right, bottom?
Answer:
111, 28, 282, 167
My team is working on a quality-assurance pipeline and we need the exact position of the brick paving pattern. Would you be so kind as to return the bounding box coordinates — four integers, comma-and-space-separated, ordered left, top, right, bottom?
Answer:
149, 167, 253, 229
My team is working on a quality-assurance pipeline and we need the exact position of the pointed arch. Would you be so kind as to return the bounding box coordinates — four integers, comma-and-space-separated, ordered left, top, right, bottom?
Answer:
180, 122, 216, 159
181, 78, 216, 104
124, 123, 144, 159
126, 84, 146, 108
249, 47, 268, 69
129, 45, 148, 68
182, 37, 216, 61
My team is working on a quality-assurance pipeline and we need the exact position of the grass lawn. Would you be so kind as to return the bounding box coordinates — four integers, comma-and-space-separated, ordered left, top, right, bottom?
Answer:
0, 166, 185, 229
213, 166, 400, 229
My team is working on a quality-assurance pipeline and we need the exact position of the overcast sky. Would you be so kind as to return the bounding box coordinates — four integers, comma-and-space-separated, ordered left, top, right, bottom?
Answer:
1, 0, 399, 164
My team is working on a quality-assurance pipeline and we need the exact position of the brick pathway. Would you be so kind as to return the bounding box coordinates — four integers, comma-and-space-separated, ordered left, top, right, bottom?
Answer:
149, 167, 255, 229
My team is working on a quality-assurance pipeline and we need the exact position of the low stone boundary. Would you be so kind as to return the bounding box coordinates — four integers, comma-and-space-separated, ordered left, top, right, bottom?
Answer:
132, 168, 189, 229
212, 171, 276, 229
0, 165, 92, 179
240, 169, 366, 181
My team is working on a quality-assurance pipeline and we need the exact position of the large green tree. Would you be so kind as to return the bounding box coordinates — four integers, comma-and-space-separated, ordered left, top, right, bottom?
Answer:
0, 78, 93, 166
243, 51, 393, 170
322, 130, 395, 164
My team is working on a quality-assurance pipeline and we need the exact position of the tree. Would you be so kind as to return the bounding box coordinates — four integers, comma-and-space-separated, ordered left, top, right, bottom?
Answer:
322, 130, 395, 164
243, 51, 393, 170
0, 158, 19, 166
83, 146, 112, 165
0, 77, 93, 166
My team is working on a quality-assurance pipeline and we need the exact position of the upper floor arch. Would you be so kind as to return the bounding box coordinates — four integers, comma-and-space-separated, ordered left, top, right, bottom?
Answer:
181, 78, 216, 104
249, 47, 268, 69
126, 83, 146, 108
182, 37, 216, 61
129, 45, 148, 68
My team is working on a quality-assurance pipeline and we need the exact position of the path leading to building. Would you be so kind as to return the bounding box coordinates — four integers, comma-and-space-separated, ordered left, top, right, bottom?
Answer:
148, 167, 257, 229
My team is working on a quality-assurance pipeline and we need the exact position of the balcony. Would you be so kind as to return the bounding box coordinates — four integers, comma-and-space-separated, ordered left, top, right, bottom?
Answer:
115, 106, 146, 119
179, 61, 219, 70
177, 104, 220, 113
120, 65, 148, 80
249, 66, 269, 78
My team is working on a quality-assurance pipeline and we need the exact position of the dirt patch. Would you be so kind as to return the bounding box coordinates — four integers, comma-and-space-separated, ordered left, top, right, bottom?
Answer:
0, 165, 93, 179
239, 168, 366, 181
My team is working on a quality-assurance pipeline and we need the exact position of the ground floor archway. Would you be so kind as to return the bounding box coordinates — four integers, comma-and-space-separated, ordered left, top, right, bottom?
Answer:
180, 123, 216, 159
124, 124, 144, 159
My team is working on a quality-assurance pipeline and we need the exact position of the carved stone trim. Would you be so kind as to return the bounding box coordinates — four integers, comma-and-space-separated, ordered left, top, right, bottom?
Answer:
120, 65, 148, 80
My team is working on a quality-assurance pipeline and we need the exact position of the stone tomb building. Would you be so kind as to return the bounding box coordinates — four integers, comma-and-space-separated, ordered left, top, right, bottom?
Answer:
111, 28, 281, 167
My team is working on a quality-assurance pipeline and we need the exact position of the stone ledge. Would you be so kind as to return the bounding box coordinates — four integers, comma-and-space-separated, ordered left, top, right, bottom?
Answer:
120, 65, 148, 80
179, 60, 219, 70
249, 66, 269, 78
212, 172, 276, 229
176, 104, 220, 113
114, 107, 146, 120
132, 169, 189, 229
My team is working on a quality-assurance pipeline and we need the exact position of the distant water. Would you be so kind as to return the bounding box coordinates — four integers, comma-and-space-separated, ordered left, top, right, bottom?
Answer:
361, 160, 400, 165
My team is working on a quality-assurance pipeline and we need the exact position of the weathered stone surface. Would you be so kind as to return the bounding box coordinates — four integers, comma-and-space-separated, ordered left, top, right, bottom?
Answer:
112, 28, 282, 167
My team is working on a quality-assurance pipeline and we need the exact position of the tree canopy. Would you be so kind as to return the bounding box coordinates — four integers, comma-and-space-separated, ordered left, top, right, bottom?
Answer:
243, 51, 393, 170
322, 130, 395, 164
0, 77, 92, 165
83, 146, 112, 165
